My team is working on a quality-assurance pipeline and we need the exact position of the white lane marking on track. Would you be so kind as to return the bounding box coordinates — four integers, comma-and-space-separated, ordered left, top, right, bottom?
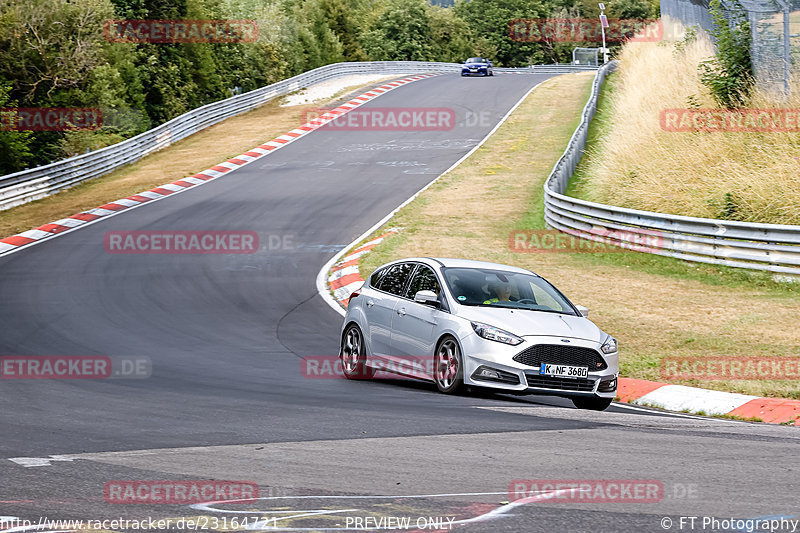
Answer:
609, 401, 747, 422
7, 455, 77, 467
191, 489, 567, 530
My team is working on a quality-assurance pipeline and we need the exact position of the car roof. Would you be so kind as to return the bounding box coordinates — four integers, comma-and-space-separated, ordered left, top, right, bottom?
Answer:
382, 257, 537, 276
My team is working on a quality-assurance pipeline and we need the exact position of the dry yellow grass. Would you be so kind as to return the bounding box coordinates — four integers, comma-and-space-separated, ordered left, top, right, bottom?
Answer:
0, 77, 402, 240
576, 38, 800, 224
360, 72, 800, 399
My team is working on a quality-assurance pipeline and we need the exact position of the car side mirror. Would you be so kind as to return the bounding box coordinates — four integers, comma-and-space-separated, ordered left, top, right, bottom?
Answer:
414, 290, 440, 307
575, 305, 589, 317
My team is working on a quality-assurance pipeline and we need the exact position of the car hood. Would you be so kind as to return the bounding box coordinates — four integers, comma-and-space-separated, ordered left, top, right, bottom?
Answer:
464, 62, 488, 67
457, 306, 604, 343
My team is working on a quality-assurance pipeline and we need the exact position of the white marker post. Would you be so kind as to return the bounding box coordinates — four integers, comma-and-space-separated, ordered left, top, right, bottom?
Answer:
598, 4, 609, 64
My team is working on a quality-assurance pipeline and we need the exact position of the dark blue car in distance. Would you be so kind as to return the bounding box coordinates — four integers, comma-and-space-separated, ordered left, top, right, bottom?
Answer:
461, 57, 493, 77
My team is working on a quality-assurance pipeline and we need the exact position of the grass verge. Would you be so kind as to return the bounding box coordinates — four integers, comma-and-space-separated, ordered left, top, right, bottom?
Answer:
566, 66, 798, 295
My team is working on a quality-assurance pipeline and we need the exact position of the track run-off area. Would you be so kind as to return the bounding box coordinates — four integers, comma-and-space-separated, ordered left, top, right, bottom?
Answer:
0, 73, 798, 533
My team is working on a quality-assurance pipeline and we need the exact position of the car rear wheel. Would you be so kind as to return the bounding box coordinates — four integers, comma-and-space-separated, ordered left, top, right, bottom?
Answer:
434, 336, 464, 394
340, 324, 375, 380
571, 396, 613, 411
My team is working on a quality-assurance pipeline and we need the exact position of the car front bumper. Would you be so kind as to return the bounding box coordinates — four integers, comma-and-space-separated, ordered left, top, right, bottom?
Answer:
459, 333, 619, 398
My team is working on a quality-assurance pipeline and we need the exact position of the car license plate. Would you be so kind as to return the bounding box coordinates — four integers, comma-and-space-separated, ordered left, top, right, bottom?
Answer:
539, 363, 588, 379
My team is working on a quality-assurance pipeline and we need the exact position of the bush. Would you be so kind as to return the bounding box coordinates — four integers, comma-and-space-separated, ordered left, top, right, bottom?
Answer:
698, 0, 753, 108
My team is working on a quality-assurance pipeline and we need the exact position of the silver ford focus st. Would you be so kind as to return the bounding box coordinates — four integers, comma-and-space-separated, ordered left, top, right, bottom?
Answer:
339, 258, 619, 410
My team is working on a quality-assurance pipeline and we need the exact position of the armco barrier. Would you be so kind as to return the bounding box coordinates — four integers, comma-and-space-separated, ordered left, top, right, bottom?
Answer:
0, 62, 594, 211
543, 61, 800, 275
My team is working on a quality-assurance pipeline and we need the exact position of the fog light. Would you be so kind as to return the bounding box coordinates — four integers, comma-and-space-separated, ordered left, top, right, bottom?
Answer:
479, 368, 501, 379
598, 377, 617, 392
471, 365, 520, 385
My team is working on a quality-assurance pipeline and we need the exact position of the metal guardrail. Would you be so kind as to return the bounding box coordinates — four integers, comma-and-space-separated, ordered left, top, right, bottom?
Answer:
0, 61, 596, 212
544, 60, 800, 275
0, 61, 459, 211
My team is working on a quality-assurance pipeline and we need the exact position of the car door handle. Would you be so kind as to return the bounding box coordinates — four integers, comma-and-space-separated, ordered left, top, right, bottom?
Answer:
397, 308, 406, 316
366, 299, 375, 307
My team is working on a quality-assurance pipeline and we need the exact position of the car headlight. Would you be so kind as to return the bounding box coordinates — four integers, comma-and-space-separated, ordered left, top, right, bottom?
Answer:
600, 335, 618, 354
471, 322, 523, 346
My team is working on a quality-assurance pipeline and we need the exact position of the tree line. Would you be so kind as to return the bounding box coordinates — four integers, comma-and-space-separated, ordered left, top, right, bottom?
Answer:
0, 0, 658, 175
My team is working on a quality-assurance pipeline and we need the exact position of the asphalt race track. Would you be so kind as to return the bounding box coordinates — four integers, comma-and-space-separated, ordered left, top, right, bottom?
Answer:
1, 73, 798, 533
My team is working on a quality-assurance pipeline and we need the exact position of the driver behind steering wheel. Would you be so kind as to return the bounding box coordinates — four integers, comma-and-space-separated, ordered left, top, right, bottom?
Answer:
483, 281, 515, 305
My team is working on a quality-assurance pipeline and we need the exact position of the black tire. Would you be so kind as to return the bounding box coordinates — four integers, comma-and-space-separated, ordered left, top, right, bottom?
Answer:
571, 396, 613, 411
339, 324, 375, 380
488, 71, 494, 76
434, 336, 465, 394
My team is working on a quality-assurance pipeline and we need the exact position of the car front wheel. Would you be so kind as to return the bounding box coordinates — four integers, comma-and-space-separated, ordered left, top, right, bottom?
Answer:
434, 336, 464, 394
340, 324, 375, 380
571, 396, 613, 411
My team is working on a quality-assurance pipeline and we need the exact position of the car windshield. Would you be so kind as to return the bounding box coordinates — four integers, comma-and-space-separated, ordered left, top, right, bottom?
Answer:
441, 267, 577, 315
465, 58, 485, 63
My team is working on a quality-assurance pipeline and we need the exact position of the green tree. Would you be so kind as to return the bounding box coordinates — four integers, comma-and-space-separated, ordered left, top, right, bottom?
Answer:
363, 0, 434, 61
609, 0, 658, 19
0, 82, 34, 174
428, 5, 477, 62
455, 0, 556, 66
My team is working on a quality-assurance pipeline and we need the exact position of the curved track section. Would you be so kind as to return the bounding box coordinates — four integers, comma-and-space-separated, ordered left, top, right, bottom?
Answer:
1, 73, 797, 533
0, 74, 556, 454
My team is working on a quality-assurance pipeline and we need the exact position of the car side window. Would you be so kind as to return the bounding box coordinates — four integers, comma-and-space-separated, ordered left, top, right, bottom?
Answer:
375, 263, 415, 296
369, 267, 387, 287
405, 265, 441, 299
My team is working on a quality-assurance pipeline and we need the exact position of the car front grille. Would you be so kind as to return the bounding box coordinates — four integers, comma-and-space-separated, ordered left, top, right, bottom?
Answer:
513, 344, 607, 371
524, 374, 596, 392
